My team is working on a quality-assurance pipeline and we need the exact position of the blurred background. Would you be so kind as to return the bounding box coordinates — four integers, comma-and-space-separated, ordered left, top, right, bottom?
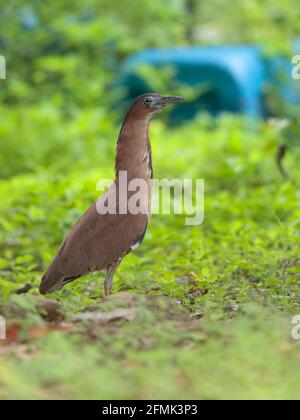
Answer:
1, 0, 300, 179
1, 0, 300, 400
1, 0, 300, 178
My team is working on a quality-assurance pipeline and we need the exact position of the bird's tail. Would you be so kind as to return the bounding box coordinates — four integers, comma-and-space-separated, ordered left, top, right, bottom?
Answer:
40, 259, 81, 295
39, 259, 65, 295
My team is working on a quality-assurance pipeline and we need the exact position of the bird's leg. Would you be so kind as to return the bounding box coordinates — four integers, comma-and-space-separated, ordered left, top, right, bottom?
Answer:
104, 266, 116, 296
104, 257, 123, 296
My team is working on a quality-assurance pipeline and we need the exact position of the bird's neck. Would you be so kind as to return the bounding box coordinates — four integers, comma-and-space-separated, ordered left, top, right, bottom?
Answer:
115, 117, 153, 181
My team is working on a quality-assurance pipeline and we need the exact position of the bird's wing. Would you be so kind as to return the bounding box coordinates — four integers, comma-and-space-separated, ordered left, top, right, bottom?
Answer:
40, 189, 148, 294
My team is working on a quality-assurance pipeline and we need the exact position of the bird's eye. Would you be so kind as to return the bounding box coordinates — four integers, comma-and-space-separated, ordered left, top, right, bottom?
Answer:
144, 97, 151, 105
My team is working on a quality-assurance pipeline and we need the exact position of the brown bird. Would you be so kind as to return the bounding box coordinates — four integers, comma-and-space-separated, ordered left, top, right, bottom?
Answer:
40, 93, 183, 296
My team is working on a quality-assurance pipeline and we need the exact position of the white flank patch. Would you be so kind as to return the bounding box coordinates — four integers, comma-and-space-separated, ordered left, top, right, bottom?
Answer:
131, 241, 140, 251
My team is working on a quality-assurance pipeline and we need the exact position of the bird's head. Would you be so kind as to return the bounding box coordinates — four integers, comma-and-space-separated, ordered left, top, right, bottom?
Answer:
128, 93, 184, 120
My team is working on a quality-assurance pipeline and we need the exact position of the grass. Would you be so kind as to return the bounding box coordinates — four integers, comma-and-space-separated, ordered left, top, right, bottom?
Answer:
0, 298, 299, 400
0, 111, 300, 399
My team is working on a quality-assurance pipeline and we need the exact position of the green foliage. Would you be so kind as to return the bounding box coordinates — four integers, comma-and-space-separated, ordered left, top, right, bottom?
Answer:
1, 114, 299, 310
1, 113, 300, 398
1, 0, 299, 105
0, 103, 116, 178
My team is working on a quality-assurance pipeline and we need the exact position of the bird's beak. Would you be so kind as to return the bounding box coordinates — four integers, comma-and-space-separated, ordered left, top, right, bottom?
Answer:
160, 96, 184, 106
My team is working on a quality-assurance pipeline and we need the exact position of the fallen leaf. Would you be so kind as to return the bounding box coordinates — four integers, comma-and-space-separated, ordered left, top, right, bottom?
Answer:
14, 283, 33, 295
27, 323, 73, 339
